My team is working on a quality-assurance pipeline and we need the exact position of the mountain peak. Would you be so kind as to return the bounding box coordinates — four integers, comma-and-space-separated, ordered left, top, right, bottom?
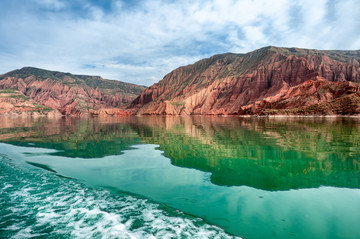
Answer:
20, 66, 46, 71
250, 46, 360, 62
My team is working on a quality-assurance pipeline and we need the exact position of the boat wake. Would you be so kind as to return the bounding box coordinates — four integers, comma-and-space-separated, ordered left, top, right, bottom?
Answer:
0, 157, 238, 238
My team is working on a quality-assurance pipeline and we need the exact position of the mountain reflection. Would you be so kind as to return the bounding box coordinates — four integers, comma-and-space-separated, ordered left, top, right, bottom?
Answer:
0, 117, 141, 158
132, 116, 360, 190
0, 116, 359, 190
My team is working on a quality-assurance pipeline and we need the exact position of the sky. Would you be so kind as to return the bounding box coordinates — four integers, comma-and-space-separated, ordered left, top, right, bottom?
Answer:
0, 0, 359, 86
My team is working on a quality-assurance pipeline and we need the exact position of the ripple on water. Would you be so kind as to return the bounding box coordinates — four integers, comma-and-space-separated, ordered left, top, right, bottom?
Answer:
0, 158, 239, 239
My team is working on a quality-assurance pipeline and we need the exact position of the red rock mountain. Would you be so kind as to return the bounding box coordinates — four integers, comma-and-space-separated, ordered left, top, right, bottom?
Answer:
129, 46, 360, 115
0, 67, 145, 115
0, 88, 62, 117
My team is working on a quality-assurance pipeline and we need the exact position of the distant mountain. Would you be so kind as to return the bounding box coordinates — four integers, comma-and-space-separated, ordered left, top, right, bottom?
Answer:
129, 46, 360, 115
0, 67, 146, 115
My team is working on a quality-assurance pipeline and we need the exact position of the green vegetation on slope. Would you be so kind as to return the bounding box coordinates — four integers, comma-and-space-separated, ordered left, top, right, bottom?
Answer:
0, 67, 146, 95
0, 89, 53, 112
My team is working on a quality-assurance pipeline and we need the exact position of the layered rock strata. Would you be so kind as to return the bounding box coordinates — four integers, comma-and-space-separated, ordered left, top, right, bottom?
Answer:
129, 46, 360, 115
0, 67, 145, 115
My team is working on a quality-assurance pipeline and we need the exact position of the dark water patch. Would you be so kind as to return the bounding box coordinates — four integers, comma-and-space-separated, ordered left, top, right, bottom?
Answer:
26, 161, 57, 173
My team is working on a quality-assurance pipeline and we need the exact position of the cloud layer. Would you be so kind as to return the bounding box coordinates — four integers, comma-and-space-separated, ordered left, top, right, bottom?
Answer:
0, 0, 359, 85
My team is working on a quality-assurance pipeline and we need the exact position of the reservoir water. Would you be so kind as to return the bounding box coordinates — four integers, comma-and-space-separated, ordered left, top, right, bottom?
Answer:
0, 116, 359, 238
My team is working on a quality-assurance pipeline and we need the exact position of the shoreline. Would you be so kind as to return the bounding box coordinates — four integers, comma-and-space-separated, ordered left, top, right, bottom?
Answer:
2, 112, 360, 119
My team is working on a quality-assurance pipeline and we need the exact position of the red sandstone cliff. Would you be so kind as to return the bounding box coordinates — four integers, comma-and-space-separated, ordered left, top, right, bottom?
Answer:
0, 89, 62, 117
0, 67, 145, 116
129, 46, 360, 115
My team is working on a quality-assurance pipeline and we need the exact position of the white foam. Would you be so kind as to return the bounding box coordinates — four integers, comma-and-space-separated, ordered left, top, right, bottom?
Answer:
13, 226, 44, 239
4, 223, 23, 231
2, 183, 13, 190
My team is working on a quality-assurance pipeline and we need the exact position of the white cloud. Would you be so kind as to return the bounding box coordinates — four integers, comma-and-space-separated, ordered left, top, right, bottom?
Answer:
0, 0, 359, 86
34, 0, 67, 10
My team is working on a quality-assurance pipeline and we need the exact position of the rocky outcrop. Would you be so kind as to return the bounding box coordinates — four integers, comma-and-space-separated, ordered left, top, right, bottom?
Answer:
88, 108, 132, 116
242, 78, 360, 115
129, 46, 360, 115
0, 89, 62, 117
0, 67, 145, 116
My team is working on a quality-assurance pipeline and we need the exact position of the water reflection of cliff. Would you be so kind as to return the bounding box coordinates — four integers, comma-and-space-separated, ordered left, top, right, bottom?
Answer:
131, 116, 360, 190
0, 116, 359, 190
0, 117, 141, 158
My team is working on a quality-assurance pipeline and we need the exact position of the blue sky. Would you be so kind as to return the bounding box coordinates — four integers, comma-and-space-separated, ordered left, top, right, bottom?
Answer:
0, 0, 359, 86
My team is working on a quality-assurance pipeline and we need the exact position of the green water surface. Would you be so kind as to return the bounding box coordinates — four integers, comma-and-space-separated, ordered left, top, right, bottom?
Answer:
0, 116, 359, 239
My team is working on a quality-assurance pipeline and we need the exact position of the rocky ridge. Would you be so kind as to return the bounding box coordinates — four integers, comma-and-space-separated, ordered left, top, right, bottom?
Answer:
129, 46, 360, 115
0, 67, 145, 116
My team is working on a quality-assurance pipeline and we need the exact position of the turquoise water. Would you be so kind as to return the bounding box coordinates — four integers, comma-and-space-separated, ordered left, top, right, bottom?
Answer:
0, 116, 360, 238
